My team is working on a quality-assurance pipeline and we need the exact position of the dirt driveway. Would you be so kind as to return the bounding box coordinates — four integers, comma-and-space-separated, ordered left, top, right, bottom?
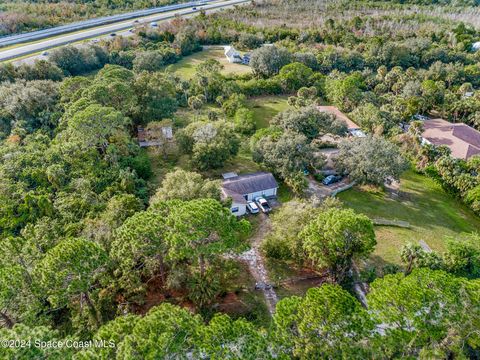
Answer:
306, 177, 352, 198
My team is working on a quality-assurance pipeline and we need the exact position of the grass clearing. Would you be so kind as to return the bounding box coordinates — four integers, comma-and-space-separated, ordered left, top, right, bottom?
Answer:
167, 46, 252, 79
338, 170, 480, 268
247, 95, 291, 128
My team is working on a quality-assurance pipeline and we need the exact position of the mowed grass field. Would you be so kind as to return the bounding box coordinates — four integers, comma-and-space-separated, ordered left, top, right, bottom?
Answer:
167, 46, 252, 79
338, 170, 480, 268
247, 95, 291, 129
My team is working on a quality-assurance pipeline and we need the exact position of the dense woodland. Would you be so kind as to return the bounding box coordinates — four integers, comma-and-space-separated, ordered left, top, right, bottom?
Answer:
1, 0, 480, 358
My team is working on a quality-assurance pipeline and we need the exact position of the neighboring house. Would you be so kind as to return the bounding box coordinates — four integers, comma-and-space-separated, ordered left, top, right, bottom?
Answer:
221, 172, 278, 216
421, 118, 480, 160
224, 46, 243, 63
138, 125, 173, 147
317, 106, 366, 137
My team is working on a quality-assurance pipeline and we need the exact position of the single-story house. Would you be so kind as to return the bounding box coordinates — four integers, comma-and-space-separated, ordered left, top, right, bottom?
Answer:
317, 106, 366, 137
138, 125, 173, 147
224, 46, 243, 63
221, 172, 278, 216
421, 118, 480, 160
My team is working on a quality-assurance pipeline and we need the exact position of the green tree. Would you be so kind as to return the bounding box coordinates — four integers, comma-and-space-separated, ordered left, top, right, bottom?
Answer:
150, 169, 220, 204
167, 199, 250, 278
368, 269, 480, 358
132, 50, 166, 72
76, 314, 140, 360
176, 121, 240, 170
233, 107, 256, 135
0, 324, 73, 360
35, 238, 108, 327
276, 62, 314, 92
271, 106, 347, 140
335, 136, 408, 185
300, 208, 376, 282
273, 285, 374, 358
252, 130, 323, 181
65, 103, 131, 154
117, 303, 202, 359
443, 234, 480, 279
111, 210, 168, 293
195, 314, 271, 359
134, 72, 178, 124
250, 46, 292, 78
325, 72, 365, 112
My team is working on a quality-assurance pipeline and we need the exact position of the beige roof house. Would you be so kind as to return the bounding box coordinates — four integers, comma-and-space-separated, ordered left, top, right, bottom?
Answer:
422, 119, 480, 160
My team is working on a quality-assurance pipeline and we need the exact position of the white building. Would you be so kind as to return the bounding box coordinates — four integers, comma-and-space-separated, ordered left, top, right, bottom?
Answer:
224, 46, 243, 63
221, 172, 278, 216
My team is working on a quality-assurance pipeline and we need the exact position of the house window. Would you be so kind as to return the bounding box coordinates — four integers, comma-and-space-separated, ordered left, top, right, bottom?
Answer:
231, 207, 239, 213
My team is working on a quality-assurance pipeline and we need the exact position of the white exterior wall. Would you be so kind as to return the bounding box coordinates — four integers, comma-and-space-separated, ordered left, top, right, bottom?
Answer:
245, 188, 277, 201
230, 203, 247, 217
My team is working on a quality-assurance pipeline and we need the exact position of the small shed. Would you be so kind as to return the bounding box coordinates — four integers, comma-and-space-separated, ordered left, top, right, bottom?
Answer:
138, 123, 173, 148
221, 172, 278, 216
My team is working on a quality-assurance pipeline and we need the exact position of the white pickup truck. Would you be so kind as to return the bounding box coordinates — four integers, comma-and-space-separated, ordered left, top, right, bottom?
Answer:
254, 197, 271, 213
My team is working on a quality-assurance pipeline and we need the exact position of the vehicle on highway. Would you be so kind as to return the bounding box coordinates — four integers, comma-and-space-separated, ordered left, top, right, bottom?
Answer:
246, 201, 259, 214
150, 22, 158, 27
322, 175, 341, 186
254, 197, 271, 213
192, 7, 197, 10
0, 1, 215, 48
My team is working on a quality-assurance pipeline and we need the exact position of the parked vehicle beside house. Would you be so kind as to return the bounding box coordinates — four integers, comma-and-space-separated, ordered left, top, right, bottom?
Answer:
255, 197, 271, 213
247, 201, 259, 214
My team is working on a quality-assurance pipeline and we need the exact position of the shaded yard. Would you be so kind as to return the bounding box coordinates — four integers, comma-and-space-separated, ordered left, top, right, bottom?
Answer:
338, 170, 480, 268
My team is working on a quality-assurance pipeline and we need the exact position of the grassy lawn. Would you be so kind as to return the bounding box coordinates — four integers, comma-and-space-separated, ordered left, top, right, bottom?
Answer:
247, 95, 291, 129
338, 170, 480, 269
167, 46, 252, 79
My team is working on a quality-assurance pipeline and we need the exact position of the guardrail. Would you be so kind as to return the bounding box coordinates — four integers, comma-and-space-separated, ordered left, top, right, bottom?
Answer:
0, 0, 209, 48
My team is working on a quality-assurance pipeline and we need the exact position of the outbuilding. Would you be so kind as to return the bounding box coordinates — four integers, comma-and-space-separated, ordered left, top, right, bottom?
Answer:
221, 172, 278, 216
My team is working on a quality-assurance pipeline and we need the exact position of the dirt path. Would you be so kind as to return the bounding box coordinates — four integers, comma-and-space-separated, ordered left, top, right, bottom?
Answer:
235, 213, 278, 315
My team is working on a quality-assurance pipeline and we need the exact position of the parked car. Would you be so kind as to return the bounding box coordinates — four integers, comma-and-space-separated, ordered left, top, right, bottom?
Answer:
150, 22, 158, 27
41, 51, 49, 56
255, 197, 271, 213
192, 7, 197, 10
322, 175, 341, 186
133, 19, 140, 23
109, 33, 116, 37
247, 201, 259, 214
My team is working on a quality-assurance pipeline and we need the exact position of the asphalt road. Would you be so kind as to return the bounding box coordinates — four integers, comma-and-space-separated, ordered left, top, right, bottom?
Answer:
0, 1, 204, 48
0, 0, 249, 62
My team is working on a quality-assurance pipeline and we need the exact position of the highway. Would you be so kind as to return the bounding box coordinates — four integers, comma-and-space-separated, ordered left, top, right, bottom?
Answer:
0, 0, 249, 62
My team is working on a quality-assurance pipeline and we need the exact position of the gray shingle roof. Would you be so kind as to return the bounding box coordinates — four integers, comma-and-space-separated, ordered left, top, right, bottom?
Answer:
222, 172, 278, 197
